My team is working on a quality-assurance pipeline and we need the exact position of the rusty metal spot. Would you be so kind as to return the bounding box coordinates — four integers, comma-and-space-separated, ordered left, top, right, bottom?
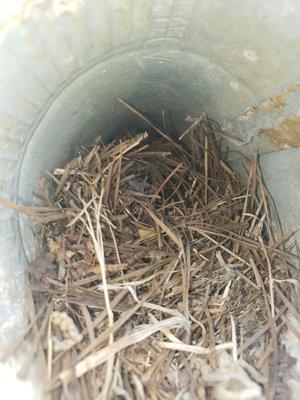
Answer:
260, 116, 300, 149
234, 83, 300, 123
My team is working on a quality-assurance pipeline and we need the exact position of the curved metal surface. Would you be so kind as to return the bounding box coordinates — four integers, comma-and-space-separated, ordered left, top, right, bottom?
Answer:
0, 0, 299, 375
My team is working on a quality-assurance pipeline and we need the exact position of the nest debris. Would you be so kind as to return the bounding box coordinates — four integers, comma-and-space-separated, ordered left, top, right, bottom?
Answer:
1, 101, 299, 400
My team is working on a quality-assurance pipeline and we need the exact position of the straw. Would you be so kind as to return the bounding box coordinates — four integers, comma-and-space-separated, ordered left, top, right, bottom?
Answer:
1, 108, 298, 400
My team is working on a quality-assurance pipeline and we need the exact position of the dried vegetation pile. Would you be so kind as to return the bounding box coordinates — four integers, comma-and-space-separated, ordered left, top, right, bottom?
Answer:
1, 101, 299, 400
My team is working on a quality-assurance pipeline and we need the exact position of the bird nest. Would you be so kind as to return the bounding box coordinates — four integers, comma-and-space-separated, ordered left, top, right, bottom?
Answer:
1, 101, 298, 400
